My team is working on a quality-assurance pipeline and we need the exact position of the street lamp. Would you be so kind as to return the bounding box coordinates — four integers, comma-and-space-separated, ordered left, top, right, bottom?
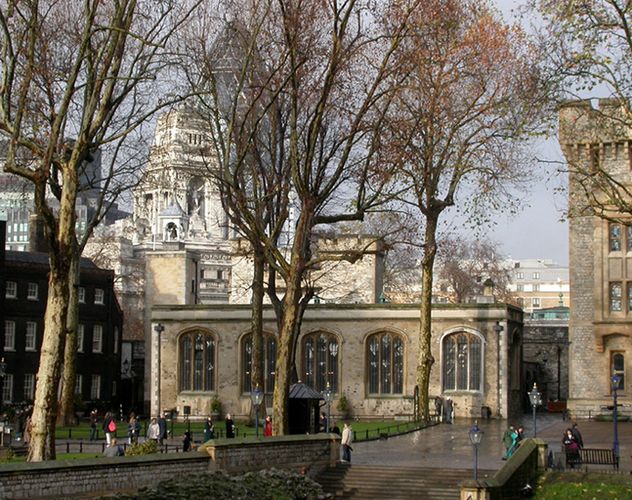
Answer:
251, 385, 263, 438
0, 358, 6, 415
612, 374, 622, 460
153, 323, 164, 417
323, 382, 333, 433
468, 420, 483, 481
528, 383, 542, 438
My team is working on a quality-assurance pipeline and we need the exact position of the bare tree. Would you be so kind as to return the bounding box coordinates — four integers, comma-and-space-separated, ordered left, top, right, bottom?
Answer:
0, 0, 200, 460
535, 0, 632, 220
386, 0, 548, 420
183, 0, 419, 434
435, 235, 513, 304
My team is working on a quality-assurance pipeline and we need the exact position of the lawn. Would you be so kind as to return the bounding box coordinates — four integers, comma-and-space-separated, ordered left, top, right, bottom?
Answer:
56, 418, 427, 442
536, 471, 632, 499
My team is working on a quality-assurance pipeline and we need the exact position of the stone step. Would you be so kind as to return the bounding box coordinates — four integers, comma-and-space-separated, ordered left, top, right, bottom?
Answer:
316, 464, 498, 499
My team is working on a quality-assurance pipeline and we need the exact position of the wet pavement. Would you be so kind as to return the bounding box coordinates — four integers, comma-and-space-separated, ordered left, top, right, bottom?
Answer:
351, 414, 632, 472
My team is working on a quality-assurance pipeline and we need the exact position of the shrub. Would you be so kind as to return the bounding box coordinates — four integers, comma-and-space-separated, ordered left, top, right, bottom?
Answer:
128, 468, 324, 499
125, 440, 158, 457
337, 394, 351, 419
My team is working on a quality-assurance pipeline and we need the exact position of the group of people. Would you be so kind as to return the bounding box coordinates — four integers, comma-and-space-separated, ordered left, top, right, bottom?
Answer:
501, 425, 525, 459
434, 396, 454, 424
562, 423, 584, 468
99, 409, 354, 463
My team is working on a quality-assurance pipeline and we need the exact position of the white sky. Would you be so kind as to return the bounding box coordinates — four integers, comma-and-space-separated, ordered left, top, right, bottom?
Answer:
489, 0, 569, 265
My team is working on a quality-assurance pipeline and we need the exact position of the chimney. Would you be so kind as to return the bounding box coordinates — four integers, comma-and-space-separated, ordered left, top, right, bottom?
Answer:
28, 214, 49, 253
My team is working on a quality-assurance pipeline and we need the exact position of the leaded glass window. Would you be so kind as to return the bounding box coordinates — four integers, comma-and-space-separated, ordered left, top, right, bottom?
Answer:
301, 333, 338, 392
243, 334, 277, 393
442, 333, 482, 391
366, 333, 404, 395
179, 331, 215, 391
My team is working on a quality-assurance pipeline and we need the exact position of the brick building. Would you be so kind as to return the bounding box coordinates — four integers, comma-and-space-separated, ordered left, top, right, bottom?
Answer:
0, 221, 123, 411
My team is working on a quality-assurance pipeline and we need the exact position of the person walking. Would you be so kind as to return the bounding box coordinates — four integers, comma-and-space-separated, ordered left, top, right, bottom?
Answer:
183, 431, 192, 452
263, 416, 273, 437
502, 425, 515, 460
319, 412, 328, 432
203, 416, 215, 441
442, 398, 454, 424
571, 422, 584, 449
103, 412, 116, 446
147, 417, 161, 443
341, 422, 353, 463
158, 414, 167, 445
127, 413, 140, 444
225, 413, 235, 438
563, 428, 581, 468
89, 409, 98, 441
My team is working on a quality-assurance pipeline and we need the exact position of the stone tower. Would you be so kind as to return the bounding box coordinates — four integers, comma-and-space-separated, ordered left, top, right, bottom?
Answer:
560, 98, 632, 417
133, 104, 231, 304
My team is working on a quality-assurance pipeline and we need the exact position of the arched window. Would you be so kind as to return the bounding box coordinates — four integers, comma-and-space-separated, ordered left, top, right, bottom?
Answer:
242, 334, 276, 393
442, 332, 482, 392
301, 333, 339, 392
366, 333, 404, 395
179, 331, 215, 392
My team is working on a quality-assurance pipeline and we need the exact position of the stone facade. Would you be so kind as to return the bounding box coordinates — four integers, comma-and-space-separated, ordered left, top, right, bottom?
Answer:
560, 99, 632, 417
150, 303, 523, 421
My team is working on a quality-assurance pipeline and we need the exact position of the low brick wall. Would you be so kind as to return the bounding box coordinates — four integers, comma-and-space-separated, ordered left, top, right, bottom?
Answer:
0, 435, 339, 499
202, 433, 340, 474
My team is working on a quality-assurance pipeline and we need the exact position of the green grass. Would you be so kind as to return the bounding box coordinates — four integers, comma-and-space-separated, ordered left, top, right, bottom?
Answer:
55, 418, 426, 442
536, 472, 632, 499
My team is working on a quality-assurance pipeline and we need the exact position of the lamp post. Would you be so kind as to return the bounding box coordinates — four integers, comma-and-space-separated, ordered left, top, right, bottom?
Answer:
153, 323, 164, 417
0, 358, 6, 416
528, 383, 542, 438
468, 420, 483, 481
251, 385, 263, 437
323, 382, 333, 433
612, 374, 621, 459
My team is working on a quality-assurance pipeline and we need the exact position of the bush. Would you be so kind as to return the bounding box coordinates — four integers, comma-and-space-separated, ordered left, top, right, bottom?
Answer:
337, 394, 351, 419
124, 468, 325, 499
125, 440, 158, 457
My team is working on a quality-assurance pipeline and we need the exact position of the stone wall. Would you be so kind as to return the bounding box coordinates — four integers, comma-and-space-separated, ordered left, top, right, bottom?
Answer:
560, 99, 632, 416
151, 303, 523, 421
0, 435, 337, 499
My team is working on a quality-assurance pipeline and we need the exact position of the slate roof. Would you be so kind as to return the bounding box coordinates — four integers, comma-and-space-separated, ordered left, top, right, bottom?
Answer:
289, 382, 323, 400
6, 250, 98, 269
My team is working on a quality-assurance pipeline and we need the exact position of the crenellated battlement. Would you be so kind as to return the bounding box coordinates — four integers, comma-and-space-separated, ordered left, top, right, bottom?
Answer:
559, 99, 632, 171
560, 98, 632, 146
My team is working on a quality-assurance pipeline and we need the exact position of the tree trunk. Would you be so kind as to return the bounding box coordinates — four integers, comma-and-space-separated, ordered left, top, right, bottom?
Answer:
271, 214, 311, 436
58, 252, 80, 427
28, 164, 77, 461
415, 214, 439, 422
250, 248, 265, 392
27, 264, 69, 461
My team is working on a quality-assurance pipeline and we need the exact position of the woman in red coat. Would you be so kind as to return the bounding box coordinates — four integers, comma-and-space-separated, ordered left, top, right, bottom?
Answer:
263, 415, 273, 437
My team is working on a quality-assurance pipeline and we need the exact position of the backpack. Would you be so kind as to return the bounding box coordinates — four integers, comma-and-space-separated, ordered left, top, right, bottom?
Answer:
108, 420, 116, 433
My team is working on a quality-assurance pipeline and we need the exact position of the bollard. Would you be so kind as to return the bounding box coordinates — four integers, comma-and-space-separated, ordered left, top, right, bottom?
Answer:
66, 442, 70, 453
79, 441, 83, 453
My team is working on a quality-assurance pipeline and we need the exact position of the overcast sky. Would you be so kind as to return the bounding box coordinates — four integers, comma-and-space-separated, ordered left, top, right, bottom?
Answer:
489, 0, 569, 265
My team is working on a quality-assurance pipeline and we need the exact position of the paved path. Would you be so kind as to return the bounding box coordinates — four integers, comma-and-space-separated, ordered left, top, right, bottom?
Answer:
351, 415, 632, 472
